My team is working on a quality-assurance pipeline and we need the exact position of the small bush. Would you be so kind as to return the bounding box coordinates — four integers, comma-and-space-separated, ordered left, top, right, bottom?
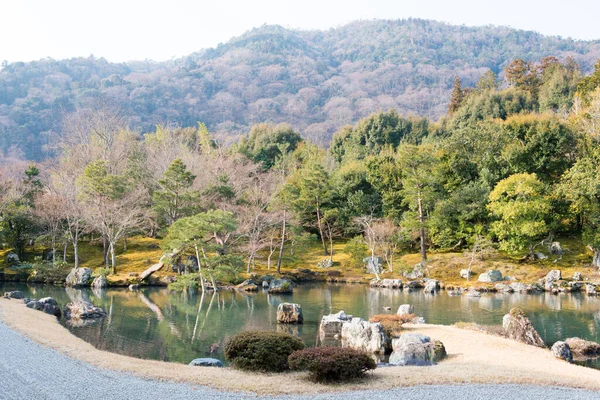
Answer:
289, 347, 377, 382
344, 236, 368, 268
224, 331, 305, 372
369, 314, 413, 337
168, 273, 200, 292
94, 267, 112, 277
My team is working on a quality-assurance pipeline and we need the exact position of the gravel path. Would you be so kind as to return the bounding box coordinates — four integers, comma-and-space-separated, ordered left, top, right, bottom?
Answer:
1, 320, 599, 400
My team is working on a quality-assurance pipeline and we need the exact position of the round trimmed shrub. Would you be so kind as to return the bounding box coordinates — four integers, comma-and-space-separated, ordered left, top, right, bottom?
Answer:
224, 331, 305, 372
288, 347, 377, 382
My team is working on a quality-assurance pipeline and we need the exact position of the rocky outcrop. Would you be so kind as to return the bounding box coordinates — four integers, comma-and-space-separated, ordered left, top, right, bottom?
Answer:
65, 268, 93, 287
397, 304, 414, 316
341, 318, 388, 354
502, 308, 545, 347
189, 358, 223, 367
63, 301, 107, 320
235, 279, 258, 292
267, 278, 293, 294
551, 341, 572, 362
3, 290, 24, 299
423, 279, 440, 294
92, 276, 107, 289
478, 270, 503, 283
319, 311, 352, 340
565, 337, 600, 358
389, 333, 446, 366
276, 303, 303, 324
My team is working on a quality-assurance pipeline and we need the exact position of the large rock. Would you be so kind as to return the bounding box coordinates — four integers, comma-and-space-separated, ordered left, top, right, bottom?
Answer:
565, 337, 600, 358
235, 279, 258, 292
478, 270, 503, 283
63, 301, 107, 320
460, 269, 472, 279
363, 257, 383, 275
423, 279, 440, 294
276, 303, 303, 324
6, 253, 19, 264
586, 284, 597, 295
509, 282, 528, 292
389, 333, 447, 366
267, 278, 293, 294
26, 300, 43, 310
92, 276, 107, 289
3, 290, 25, 299
551, 341, 572, 362
38, 297, 57, 307
319, 310, 353, 340
341, 318, 388, 354
65, 268, 93, 287
502, 308, 544, 347
374, 279, 403, 289
572, 272, 583, 281
397, 304, 414, 316
545, 270, 562, 285
189, 358, 223, 367
42, 303, 62, 318
550, 242, 564, 255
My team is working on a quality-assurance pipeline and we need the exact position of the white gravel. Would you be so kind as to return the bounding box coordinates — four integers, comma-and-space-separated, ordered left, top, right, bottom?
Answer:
1, 320, 599, 400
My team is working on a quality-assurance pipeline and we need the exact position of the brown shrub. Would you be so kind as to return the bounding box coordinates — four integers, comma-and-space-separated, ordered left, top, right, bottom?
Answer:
369, 314, 414, 337
289, 347, 376, 382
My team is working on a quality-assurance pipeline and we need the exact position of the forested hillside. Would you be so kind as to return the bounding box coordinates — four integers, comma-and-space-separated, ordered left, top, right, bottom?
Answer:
2, 18, 600, 160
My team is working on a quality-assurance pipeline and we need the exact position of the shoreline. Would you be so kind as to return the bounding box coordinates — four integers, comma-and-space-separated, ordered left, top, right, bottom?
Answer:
2, 299, 600, 394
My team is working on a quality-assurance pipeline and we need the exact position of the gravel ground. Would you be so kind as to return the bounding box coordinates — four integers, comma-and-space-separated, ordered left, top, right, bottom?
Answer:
1, 320, 599, 400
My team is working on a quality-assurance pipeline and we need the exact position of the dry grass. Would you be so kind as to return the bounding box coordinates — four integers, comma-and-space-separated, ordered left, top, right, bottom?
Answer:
3, 299, 600, 394
453, 322, 508, 338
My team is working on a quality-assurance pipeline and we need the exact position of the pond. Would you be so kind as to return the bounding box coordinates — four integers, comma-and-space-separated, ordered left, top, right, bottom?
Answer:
3, 282, 600, 368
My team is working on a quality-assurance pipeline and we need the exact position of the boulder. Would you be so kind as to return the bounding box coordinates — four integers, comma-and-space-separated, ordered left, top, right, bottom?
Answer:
565, 337, 600, 358
495, 283, 513, 293
550, 242, 564, 255
397, 304, 414, 316
423, 279, 440, 294
534, 252, 548, 260
389, 333, 447, 366
26, 300, 43, 310
502, 308, 544, 347
573, 272, 583, 281
65, 268, 93, 287
63, 301, 107, 320
262, 280, 269, 289
551, 341, 572, 362
319, 311, 352, 340
460, 269, 472, 279
586, 284, 597, 295
38, 297, 57, 306
374, 279, 403, 289
92, 276, 107, 289
477, 270, 503, 283
235, 279, 258, 292
545, 270, 562, 284
276, 303, 303, 324
3, 290, 25, 299
363, 257, 383, 275
188, 358, 223, 367
6, 253, 19, 265
42, 303, 62, 318
466, 289, 482, 297
509, 282, 528, 292
341, 318, 388, 354
316, 258, 333, 269
267, 278, 293, 294
403, 281, 422, 290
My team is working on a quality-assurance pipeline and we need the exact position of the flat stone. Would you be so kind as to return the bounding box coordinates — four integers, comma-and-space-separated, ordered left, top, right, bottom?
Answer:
188, 358, 223, 367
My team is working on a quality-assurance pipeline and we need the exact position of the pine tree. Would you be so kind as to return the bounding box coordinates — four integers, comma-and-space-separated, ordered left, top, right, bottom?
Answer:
448, 76, 464, 114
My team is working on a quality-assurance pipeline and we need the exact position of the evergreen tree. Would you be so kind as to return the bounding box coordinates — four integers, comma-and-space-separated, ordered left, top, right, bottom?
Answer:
448, 76, 464, 114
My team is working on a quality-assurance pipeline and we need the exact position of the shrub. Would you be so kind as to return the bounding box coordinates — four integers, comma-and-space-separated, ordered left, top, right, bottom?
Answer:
94, 267, 112, 277
224, 331, 305, 372
289, 347, 377, 382
369, 314, 413, 337
344, 236, 368, 268
168, 273, 200, 292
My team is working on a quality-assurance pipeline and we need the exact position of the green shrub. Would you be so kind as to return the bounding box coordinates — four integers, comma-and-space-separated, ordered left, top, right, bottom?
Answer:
94, 267, 112, 277
224, 331, 305, 372
168, 273, 200, 292
288, 347, 377, 382
344, 236, 368, 268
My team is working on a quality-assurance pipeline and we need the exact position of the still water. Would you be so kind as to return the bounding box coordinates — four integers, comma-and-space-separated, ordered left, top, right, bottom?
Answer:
3, 282, 600, 367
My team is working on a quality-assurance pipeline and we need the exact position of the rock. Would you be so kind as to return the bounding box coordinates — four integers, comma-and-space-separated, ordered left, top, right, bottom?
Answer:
38, 297, 57, 306
550, 242, 564, 255
128, 284, 140, 291
267, 278, 293, 294
551, 341, 573, 362
403, 281, 422, 290
6, 253, 19, 264
405, 265, 424, 280
42, 303, 62, 318
262, 280, 269, 289
65, 268, 93, 287
423, 279, 440, 294
534, 252, 548, 260
341, 318, 388, 354
495, 283, 514, 293
389, 333, 447, 366
477, 270, 503, 283
92, 276, 107, 289
509, 282, 528, 292
573, 272, 583, 281
26, 300, 43, 310
188, 358, 223, 367
377, 279, 403, 289
63, 301, 107, 320
565, 337, 600, 358
586, 284, 597, 295
466, 289, 482, 297
235, 279, 258, 292
545, 270, 562, 284
397, 304, 414, 316
460, 269, 472, 279
363, 257, 383, 275
276, 303, 303, 324
319, 310, 353, 340
4, 290, 24, 299
502, 308, 545, 347
568, 282, 583, 292
316, 258, 333, 269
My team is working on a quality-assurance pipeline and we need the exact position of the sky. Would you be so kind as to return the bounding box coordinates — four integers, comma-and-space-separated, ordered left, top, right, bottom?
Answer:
2, 0, 600, 63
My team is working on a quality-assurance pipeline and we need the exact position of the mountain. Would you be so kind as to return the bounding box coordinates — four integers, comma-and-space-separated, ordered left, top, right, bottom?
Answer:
1, 18, 600, 160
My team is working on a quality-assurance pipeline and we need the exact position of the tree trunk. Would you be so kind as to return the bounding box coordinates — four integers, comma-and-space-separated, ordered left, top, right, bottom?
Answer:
246, 253, 255, 274
593, 249, 600, 269
417, 188, 427, 263
73, 241, 79, 269
63, 242, 68, 262
103, 236, 109, 268
315, 197, 328, 255
194, 244, 202, 272
109, 241, 117, 274
276, 209, 286, 274
123, 236, 127, 252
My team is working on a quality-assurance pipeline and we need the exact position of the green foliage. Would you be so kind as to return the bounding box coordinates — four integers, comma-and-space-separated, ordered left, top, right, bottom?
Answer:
168, 273, 200, 292
152, 159, 199, 226
448, 76, 464, 114
344, 236, 368, 267
237, 123, 302, 170
224, 331, 305, 372
288, 347, 376, 382
93, 267, 112, 277
488, 173, 551, 254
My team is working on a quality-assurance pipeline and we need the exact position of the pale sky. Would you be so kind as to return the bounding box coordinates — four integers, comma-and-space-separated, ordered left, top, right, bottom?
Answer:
2, 0, 600, 63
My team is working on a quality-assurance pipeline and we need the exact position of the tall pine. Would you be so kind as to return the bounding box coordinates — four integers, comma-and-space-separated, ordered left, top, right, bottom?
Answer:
448, 76, 464, 114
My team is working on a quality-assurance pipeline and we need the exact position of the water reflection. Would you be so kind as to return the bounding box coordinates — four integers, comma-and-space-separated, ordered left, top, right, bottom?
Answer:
3, 282, 600, 367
